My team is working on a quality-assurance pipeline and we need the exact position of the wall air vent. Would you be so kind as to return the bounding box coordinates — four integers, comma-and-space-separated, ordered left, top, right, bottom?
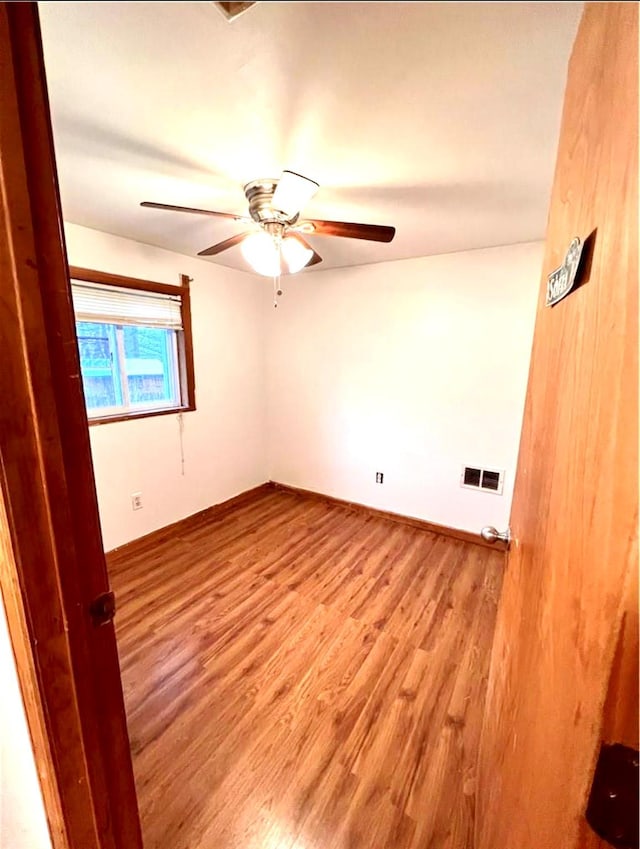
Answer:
461, 466, 505, 495
213, 1, 257, 22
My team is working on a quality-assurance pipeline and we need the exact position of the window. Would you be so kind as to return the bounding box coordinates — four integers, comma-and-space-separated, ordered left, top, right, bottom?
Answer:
70, 267, 195, 424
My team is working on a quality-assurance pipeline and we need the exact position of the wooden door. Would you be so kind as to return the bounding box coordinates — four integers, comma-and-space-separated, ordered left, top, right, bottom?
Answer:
0, 4, 142, 849
476, 4, 638, 849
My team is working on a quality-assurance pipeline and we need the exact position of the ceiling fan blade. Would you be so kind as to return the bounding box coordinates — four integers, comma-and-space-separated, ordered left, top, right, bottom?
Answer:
272, 170, 319, 218
197, 231, 253, 257
303, 219, 396, 243
141, 201, 243, 220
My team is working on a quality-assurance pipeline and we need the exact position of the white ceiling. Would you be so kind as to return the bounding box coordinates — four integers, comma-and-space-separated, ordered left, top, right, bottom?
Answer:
39, 1, 582, 274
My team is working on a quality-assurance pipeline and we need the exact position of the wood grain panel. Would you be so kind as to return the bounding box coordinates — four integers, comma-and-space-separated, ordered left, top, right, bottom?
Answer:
598, 564, 639, 751
108, 486, 504, 849
579, 563, 639, 849
476, 5, 638, 849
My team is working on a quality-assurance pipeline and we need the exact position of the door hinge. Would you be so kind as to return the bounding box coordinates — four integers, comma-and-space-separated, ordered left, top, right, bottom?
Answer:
89, 590, 116, 627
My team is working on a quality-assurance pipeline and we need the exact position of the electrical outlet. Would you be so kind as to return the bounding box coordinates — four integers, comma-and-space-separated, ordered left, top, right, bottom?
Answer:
131, 492, 143, 511
376, 472, 384, 484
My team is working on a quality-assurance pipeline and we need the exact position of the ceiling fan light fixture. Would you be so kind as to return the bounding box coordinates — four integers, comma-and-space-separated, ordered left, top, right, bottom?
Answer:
271, 170, 319, 218
241, 230, 314, 276
141, 169, 395, 271
241, 231, 281, 276
281, 235, 314, 273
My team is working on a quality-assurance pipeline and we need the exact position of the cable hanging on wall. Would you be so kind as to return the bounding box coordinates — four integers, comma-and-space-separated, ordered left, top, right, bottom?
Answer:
177, 411, 185, 476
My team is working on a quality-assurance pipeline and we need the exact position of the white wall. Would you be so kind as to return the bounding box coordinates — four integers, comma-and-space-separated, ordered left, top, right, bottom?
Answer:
0, 597, 51, 849
266, 242, 542, 533
65, 224, 267, 551
65, 226, 540, 546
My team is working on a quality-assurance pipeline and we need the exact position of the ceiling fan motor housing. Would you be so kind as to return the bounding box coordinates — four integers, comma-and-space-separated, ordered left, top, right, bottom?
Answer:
244, 180, 299, 228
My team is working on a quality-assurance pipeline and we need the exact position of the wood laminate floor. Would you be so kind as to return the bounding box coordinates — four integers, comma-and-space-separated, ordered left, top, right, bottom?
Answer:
108, 487, 504, 849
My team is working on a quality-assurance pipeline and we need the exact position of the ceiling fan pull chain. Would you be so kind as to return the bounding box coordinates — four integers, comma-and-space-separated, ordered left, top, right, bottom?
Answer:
273, 272, 283, 308
273, 239, 284, 308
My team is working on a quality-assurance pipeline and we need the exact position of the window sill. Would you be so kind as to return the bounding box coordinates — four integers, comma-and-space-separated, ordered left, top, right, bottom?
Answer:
87, 404, 195, 427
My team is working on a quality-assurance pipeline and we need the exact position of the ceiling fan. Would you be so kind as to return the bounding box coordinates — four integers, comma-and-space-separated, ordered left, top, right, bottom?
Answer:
140, 170, 396, 277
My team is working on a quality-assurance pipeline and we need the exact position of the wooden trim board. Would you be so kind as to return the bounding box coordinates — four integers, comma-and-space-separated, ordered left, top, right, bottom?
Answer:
108, 481, 506, 560
270, 482, 508, 551
88, 404, 195, 427
107, 483, 273, 559
69, 265, 184, 297
179, 273, 196, 413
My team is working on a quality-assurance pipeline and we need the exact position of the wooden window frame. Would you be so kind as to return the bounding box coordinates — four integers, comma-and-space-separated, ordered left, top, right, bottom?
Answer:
69, 266, 196, 425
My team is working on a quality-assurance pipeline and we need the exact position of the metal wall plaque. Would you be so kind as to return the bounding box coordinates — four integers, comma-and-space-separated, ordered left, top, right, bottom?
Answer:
546, 237, 585, 307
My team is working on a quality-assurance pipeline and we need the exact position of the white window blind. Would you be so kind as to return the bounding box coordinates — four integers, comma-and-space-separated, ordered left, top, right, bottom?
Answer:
71, 281, 183, 329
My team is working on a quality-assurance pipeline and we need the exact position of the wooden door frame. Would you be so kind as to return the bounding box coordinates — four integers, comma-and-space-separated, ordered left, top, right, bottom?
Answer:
0, 5, 142, 849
